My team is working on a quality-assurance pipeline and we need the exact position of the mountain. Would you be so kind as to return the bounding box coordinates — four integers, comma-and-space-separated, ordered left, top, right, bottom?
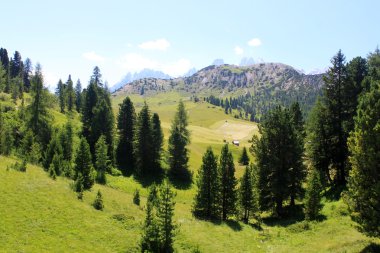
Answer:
111, 69, 172, 92
239, 57, 255, 66
182, 67, 197, 77
113, 62, 325, 118
211, 59, 225, 66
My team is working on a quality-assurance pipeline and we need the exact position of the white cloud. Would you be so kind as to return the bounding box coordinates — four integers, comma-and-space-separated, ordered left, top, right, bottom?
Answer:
248, 38, 262, 47
43, 70, 59, 91
138, 39, 170, 51
82, 51, 105, 62
162, 59, 192, 77
117, 53, 191, 77
234, 46, 244, 55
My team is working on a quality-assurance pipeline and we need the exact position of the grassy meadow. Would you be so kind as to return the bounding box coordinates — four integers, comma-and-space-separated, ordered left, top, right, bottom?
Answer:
1, 91, 379, 252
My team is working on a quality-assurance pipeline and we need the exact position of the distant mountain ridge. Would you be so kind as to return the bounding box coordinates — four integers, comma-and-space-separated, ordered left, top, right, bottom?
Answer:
111, 69, 172, 92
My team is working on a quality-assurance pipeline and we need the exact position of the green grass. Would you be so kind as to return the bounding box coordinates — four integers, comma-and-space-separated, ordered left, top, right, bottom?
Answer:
1, 156, 379, 252
1, 91, 379, 252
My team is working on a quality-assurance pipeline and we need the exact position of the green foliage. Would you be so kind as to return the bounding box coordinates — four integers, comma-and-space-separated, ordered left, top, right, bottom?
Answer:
193, 147, 221, 219
238, 147, 249, 165
66, 75, 75, 112
141, 181, 177, 253
251, 106, 304, 216
219, 144, 237, 220
151, 113, 163, 171
95, 135, 108, 184
26, 63, 52, 149
116, 96, 136, 175
56, 79, 65, 113
239, 165, 256, 223
346, 74, 380, 237
168, 100, 191, 182
49, 153, 63, 178
133, 189, 140, 206
11, 159, 27, 172
93, 190, 104, 211
134, 102, 155, 176
0, 122, 14, 155
75, 79, 82, 112
43, 132, 63, 171
74, 137, 95, 190
304, 169, 323, 221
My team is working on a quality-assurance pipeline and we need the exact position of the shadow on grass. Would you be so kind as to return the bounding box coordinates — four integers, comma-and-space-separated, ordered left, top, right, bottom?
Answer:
360, 243, 380, 253
263, 204, 305, 227
135, 170, 165, 187
323, 184, 346, 201
225, 220, 243, 231
168, 171, 193, 190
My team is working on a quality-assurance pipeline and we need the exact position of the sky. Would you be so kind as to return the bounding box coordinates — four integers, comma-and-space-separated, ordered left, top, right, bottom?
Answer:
0, 0, 379, 89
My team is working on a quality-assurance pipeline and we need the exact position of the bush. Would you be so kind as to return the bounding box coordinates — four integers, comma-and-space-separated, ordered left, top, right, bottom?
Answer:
93, 190, 104, 211
133, 189, 140, 206
11, 160, 27, 172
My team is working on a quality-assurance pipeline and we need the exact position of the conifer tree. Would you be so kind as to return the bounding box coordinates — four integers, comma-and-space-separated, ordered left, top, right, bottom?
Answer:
10, 51, 23, 79
43, 132, 63, 170
23, 58, 32, 92
26, 63, 51, 148
168, 100, 191, 182
141, 197, 160, 253
66, 75, 75, 112
238, 147, 250, 165
0, 60, 6, 92
157, 180, 176, 252
116, 96, 136, 175
134, 102, 154, 176
193, 147, 221, 219
75, 79, 82, 112
93, 190, 104, 211
59, 121, 73, 162
151, 113, 163, 170
346, 76, 380, 237
56, 79, 65, 113
95, 135, 108, 184
133, 189, 140, 206
304, 168, 323, 221
239, 165, 255, 223
219, 144, 237, 220
74, 137, 95, 190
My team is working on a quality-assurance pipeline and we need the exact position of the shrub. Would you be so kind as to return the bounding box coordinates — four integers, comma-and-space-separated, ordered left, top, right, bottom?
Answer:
133, 189, 140, 206
93, 190, 104, 211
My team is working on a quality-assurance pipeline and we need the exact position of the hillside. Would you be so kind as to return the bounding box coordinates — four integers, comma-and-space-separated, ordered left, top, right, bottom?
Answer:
113, 63, 325, 119
2, 155, 379, 252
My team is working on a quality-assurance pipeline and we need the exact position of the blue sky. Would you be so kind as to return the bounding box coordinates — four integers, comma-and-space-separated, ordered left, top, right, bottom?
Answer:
0, 0, 379, 89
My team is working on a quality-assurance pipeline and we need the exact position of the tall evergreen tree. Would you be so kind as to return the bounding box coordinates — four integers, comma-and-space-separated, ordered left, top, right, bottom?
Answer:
26, 63, 51, 148
346, 72, 380, 237
238, 147, 250, 165
74, 137, 95, 190
239, 165, 255, 223
59, 121, 73, 162
168, 100, 191, 182
116, 97, 136, 175
219, 144, 237, 220
0, 60, 6, 92
151, 113, 163, 170
43, 131, 63, 171
157, 180, 176, 252
141, 189, 161, 253
95, 135, 108, 184
56, 79, 65, 113
134, 102, 154, 176
75, 79, 82, 112
23, 58, 32, 92
251, 106, 301, 216
66, 75, 75, 112
10, 51, 23, 79
193, 147, 221, 219
304, 168, 323, 221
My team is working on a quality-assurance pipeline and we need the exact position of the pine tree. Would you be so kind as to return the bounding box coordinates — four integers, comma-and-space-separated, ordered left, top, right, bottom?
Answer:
0, 60, 6, 92
304, 168, 323, 221
133, 189, 140, 206
151, 113, 163, 171
95, 135, 108, 184
141, 185, 161, 253
219, 144, 237, 220
238, 147, 250, 165
56, 79, 65, 113
75, 79, 82, 112
134, 102, 154, 176
157, 180, 176, 252
66, 75, 75, 112
74, 137, 95, 190
43, 132, 63, 171
116, 96, 136, 175
168, 100, 191, 182
251, 106, 301, 216
289, 102, 306, 207
23, 58, 32, 92
26, 63, 51, 148
239, 165, 255, 223
49, 153, 63, 178
59, 121, 73, 162
193, 147, 221, 219
93, 190, 104, 210
10, 51, 23, 79
346, 77, 380, 237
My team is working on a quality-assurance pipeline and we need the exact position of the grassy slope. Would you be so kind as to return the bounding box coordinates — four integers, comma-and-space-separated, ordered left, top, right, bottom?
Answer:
1, 91, 379, 252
